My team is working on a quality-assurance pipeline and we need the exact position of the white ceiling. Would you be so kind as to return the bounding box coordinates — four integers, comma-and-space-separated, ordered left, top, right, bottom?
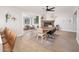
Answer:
18, 6, 78, 16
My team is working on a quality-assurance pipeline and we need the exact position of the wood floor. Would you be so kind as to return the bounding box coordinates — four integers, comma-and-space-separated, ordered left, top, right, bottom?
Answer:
13, 30, 79, 52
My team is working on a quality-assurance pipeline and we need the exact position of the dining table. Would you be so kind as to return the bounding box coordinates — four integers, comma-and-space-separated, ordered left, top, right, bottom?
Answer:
0, 34, 3, 52
42, 27, 56, 33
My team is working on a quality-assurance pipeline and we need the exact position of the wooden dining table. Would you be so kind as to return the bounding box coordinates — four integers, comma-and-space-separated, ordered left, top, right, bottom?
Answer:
0, 34, 3, 52
42, 27, 56, 33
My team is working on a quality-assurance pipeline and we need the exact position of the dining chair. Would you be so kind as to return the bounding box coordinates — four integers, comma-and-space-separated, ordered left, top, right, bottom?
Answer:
36, 28, 47, 42
1, 27, 16, 52
2, 27, 12, 52
47, 28, 56, 39
8, 31, 16, 51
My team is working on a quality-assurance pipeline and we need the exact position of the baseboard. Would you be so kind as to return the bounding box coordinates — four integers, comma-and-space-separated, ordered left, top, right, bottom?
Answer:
61, 29, 76, 33
17, 33, 23, 37
76, 33, 79, 45
76, 38, 79, 45
76, 36, 79, 45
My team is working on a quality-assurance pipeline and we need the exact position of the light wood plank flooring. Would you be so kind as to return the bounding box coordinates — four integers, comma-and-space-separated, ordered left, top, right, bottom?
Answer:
13, 30, 79, 52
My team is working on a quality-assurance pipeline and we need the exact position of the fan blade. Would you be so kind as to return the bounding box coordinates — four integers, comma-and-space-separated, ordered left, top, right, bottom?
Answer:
46, 9, 55, 11
50, 7, 55, 10
45, 6, 55, 12
50, 10, 55, 11
47, 9, 55, 11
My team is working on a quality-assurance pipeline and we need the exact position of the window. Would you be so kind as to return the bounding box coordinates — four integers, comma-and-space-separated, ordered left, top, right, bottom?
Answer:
34, 16, 39, 24
24, 17, 30, 25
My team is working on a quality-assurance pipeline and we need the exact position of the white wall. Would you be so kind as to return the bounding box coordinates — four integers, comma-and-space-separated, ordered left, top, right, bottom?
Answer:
54, 10, 77, 32
0, 7, 23, 36
0, 6, 77, 37
42, 11, 76, 32
39, 7, 77, 32
17, 6, 77, 32
54, 15, 76, 32
0, 6, 42, 37
39, 6, 76, 32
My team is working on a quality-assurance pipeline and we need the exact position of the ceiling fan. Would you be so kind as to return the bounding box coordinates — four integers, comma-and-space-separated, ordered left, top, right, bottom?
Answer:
46, 6, 55, 12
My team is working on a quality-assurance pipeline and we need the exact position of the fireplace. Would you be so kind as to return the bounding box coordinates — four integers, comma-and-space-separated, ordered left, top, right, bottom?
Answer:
41, 20, 55, 28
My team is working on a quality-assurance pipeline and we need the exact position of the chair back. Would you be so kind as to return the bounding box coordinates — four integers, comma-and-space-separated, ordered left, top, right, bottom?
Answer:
37, 28, 43, 34
2, 27, 16, 51
47, 28, 56, 35
9, 31, 16, 50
